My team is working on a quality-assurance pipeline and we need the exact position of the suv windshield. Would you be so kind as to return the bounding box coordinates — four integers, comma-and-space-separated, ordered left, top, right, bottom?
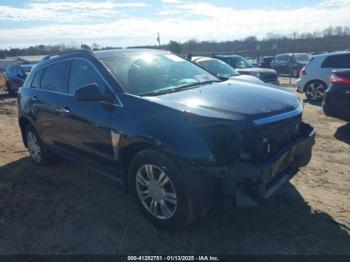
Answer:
223, 56, 252, 69
294, 54, 311, 63
197, 58, 239, 77
100, 53, 219, 96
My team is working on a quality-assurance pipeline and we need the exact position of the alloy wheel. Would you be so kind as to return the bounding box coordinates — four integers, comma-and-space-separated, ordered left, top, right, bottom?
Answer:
27, 131, 42, 163
135, 164, 177, 220
306, 82, 325, 101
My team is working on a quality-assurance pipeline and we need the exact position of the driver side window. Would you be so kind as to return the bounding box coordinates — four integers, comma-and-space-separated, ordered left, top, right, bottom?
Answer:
69, 59, 107, 95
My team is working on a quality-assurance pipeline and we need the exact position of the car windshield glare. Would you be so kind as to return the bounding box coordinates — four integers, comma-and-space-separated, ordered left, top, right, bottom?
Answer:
100, 53, 219, 96
226, 57, 252, 69
294, 54, 311, 63
199, 59, 239, 77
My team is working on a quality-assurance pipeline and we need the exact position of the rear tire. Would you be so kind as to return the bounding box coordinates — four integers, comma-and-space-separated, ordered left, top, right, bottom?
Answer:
25, 125, 51, 165
305, 81, 326, 102
128, 149, 196, 227
6, 82, 15, 96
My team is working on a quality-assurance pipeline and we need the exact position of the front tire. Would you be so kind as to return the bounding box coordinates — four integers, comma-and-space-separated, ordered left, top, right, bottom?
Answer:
25, 126, 51, 165
129, 150, 196, 227
305, 81, 326, 102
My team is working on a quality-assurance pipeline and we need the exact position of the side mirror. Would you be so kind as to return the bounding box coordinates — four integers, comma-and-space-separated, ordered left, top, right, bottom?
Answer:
74, 83, 114, 102
216, 75, 230, 81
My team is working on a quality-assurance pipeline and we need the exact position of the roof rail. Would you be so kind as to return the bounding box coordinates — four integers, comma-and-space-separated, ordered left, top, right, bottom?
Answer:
41, 49, 93, 61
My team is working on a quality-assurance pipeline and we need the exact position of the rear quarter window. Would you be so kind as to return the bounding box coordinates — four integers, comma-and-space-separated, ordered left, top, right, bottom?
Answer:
29, 69, 44, 89
321, 54, 350, 68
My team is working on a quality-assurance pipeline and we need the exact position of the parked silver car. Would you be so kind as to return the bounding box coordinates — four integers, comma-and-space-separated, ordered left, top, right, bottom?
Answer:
297, 51, 350, 101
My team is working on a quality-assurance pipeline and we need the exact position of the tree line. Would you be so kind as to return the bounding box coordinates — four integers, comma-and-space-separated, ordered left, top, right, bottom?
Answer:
1, 26, 350, 59
164, 26, 350, 57
0, 43, 118, 58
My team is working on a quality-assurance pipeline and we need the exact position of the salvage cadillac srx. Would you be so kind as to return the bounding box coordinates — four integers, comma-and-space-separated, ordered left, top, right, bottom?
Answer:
18, 49, 315, 226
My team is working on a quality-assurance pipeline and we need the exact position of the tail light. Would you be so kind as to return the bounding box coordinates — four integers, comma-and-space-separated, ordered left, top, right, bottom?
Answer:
330, 73, 350, 85
300, 66, 306, 76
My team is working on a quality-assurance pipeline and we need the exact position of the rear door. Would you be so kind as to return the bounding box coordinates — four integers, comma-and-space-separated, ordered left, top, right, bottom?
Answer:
279, 55, 291, 74
272, 55, 283, 73
30, 61, 71, 147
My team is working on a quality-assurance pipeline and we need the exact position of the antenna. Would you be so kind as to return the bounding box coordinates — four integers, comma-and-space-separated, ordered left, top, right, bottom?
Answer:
157, 32, 161, 47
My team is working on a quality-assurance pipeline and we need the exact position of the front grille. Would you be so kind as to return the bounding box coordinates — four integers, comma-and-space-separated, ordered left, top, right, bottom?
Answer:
199, 115, 303, 163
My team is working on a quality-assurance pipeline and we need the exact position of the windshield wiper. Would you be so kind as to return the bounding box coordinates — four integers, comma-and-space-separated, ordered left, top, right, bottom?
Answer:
139, 80, 221, 96
139, 86, 178, 96
173, 80, 221, 92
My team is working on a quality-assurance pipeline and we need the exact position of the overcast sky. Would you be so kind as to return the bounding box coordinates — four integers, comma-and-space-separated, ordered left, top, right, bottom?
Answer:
0, 0, 349, 49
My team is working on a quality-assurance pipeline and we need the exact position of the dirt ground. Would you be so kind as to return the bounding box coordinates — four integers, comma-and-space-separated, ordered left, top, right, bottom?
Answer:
0, 78, 349, 255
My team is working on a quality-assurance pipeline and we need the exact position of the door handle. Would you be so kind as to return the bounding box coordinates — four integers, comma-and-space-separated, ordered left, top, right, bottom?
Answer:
32, 96, 38, 102
55, 107, 70, 117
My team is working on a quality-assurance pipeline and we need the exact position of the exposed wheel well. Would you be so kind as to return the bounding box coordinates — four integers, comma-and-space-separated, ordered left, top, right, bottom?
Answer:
121, 143, 165, 192
19, 117, 32, 147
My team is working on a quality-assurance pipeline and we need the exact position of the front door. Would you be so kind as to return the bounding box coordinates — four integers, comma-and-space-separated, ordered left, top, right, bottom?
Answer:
62, 59, 117, 171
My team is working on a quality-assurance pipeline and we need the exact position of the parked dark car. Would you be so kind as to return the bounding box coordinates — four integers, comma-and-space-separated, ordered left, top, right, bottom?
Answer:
192, 56, 263, 84
258, 56, 273, 68
214, 55, 279, 85
4, 64, 34, 95
272, 53, 311, 78
323, 70, 350, 121
18, 49, 315, 226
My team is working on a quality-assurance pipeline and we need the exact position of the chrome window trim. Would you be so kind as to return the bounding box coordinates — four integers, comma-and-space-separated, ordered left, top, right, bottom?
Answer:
28, 57, 124, 107
253, 103, 303, 125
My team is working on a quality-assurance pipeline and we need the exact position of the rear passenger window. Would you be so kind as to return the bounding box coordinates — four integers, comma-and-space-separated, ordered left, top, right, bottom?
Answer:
275, 56, 282, 62
40, 61, 68, 93
68, 59, 107, 95
7, 66, 15, 76
321, 54, 350, 68
280, 55, 290, 62
30, 69, 44, 88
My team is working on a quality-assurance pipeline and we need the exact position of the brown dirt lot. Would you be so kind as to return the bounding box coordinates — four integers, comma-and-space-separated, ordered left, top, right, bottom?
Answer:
0, 73, 6, 90
0, 78, 349, 255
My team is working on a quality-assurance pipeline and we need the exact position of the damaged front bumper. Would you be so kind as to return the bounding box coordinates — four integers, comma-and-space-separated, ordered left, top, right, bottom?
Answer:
222, 123, 316, 206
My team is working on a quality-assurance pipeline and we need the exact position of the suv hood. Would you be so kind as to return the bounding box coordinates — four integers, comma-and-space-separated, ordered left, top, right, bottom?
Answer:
145, 80, 301, 122
232, 74, 264, 84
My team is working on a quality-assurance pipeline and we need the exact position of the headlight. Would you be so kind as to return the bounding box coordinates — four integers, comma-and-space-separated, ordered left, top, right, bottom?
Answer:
184, 113, 255, 160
